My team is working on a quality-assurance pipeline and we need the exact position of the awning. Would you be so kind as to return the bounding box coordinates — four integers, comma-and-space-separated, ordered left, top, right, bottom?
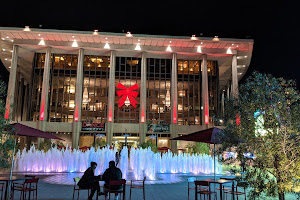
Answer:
13, 123, 64, 140
170, 126, 225, 144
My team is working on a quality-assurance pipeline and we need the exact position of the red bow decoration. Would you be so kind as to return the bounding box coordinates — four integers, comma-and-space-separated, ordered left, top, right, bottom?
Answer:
116, 83, 139, 108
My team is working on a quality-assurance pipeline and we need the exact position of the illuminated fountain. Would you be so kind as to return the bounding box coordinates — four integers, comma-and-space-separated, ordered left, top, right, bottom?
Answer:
14, 146, 222, 181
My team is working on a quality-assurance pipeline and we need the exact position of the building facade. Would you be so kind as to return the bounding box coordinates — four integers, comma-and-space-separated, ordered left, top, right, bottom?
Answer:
0, 27, 253, 151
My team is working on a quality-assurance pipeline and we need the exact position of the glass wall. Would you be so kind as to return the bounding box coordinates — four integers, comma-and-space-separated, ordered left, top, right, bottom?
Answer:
29, 53, 45, 121
82, 55, 110, 123
177, 60, 201, 125
114, 57, 141, 123
207, 61, 219, 123
48, 54, 78, 122
147, 58, 172, 125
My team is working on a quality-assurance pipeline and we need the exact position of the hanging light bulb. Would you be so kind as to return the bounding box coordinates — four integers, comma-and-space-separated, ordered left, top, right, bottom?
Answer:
197, 46, 202, 53
226, 47, 232, 54
72, 40, 78, 47
166, 44, 172, 52
104, 42, 110, 49
135, 43, 141, 51
38, 38, 45, 46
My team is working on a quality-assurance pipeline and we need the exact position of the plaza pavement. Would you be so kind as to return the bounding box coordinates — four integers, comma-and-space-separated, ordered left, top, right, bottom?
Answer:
6, 173, 298, 200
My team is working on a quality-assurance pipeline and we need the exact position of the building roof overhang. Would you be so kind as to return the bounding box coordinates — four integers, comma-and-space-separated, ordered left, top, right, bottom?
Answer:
0, 26, 253, 90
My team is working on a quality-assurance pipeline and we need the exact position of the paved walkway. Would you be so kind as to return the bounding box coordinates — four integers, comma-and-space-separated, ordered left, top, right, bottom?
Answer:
4, 173, 298, 200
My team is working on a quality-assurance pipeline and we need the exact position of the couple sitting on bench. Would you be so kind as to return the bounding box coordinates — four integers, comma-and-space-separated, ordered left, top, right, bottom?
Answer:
78, 161, 122, 200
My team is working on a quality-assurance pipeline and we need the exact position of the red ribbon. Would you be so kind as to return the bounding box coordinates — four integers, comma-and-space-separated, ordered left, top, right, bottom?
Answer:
116, 83, 139, 108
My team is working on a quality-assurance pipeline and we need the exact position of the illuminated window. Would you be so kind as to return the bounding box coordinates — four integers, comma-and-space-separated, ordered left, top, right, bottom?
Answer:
114, 57, 141, 123
49, 54, 78, 122
29, 53, 46, 121
147, 58, 172, 125
82, 55, 110, 123
177, 60, 201, 125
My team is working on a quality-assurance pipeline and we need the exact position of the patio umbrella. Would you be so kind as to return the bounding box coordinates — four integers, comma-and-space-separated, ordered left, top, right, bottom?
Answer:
9, 123, 64, 187
13, 123, 64, 140
171, 126, 225, 181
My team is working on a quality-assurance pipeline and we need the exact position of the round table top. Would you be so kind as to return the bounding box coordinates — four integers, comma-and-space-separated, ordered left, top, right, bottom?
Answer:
198, 178, 234, 184
0, 176, 29, 181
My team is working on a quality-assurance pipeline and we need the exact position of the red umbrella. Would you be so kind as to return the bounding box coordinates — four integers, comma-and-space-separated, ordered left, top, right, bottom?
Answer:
13, 123, 64, 140
170, 126, 225, 181
170, 126, 224, 144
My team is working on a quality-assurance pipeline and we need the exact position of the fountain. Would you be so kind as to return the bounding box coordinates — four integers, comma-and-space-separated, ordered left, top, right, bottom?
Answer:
14, 146, 222, 181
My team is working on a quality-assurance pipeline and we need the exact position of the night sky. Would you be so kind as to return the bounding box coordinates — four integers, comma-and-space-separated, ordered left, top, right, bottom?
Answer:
0, 1, 299, 89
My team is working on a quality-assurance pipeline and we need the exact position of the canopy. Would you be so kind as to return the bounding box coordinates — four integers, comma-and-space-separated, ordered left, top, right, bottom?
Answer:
13, 123, 64, 140
170, 126, 224, 144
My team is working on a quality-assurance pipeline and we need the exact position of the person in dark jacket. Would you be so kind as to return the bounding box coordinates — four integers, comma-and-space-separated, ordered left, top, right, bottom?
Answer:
102, 161, 123, 191
78, 162, 103, 200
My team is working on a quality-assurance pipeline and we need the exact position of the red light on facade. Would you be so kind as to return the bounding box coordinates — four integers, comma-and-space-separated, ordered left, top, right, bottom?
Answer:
108, 107, 113, 122
173, 104, 177, 123
74, 108, 79, 121
116, 83, 139, 108
4, 106, 9, 119
40, 103, 45, 121
141, 108, 145, 123
236, 113, 240, 125
205, 102, 209, 125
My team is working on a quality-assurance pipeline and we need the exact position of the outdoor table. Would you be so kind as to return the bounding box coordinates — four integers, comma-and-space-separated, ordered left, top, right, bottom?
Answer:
0, 176, 30, 200
199, 178, 234, 200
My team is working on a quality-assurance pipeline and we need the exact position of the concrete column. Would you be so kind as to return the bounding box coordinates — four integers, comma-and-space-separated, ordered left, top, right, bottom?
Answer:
221, 91, 225, 118
22, 83, 29, 121
201, 54, 209, 126
16, 77, 24, 121
170, 53, 178, 153
5, 45, 19, 121
39, 47, 52, 129
72, 48, 84, 148
227, 86, 230, 100
139, 52, 147, 144
107, 50, 116, 145
231, 55, 238, 98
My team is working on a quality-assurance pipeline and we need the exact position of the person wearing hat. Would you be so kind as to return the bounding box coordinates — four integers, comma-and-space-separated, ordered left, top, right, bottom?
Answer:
78, 162, 104, 200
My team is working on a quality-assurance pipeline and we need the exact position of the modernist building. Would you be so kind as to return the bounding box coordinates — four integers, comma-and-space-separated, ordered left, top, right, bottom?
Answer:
0, 27, 253, 151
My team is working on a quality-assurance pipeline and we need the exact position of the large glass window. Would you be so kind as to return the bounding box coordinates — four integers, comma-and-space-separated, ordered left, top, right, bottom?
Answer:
82, 55, 110, 123
49, 54, 78, 122
177, 60, 201, 125
147, 58, 172, 125
29, 53, 45, 121
207, 61, 218, 123
114, 57, 141, 123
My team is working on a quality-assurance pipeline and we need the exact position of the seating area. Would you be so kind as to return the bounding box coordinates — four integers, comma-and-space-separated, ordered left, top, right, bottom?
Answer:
188, 177, 246, 200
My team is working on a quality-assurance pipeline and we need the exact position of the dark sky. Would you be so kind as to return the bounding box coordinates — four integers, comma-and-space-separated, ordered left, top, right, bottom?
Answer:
0, 1, 299, 89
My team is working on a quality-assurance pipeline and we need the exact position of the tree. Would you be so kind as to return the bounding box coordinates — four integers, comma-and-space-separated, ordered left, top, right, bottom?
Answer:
186, 142, 210, 155
220, 72, 300, 200
0, 80, 15, 169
